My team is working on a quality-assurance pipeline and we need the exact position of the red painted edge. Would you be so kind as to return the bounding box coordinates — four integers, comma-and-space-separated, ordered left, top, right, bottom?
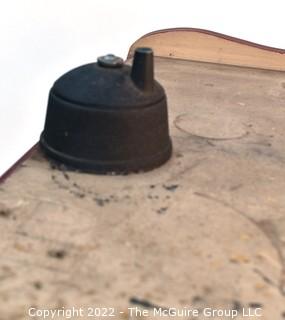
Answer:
0, 143, 39, 184
127, 27, 285, 58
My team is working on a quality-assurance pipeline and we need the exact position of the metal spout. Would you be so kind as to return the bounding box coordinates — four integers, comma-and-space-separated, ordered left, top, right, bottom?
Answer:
131, 47, 154, 92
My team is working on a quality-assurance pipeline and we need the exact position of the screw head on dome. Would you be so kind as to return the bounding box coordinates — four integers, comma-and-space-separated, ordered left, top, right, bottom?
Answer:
97, 54, 124, 68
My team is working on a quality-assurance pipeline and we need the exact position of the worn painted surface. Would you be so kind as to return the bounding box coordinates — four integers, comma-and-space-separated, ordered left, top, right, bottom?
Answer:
1, 57, 285, 319
128, 28, 285, 72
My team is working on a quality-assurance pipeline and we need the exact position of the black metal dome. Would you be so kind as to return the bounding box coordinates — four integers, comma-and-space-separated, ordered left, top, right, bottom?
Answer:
40, 48, 172, 174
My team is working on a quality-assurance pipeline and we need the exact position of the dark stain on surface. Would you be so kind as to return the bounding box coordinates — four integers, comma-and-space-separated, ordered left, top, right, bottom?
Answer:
51, 174, 87, 199
73, 182, 80, 189
33, 281, 43, 290
156, 207, 168, 214
248, 302, 263, 309
0, 208, 12, 218
232, 300, 242, 312
149, 194, 160, 200
70, 190, 85, 198
129, 297, 167, 310
253, 268, 276, 287
175, 152, 184, 158
62, 171, 70, 181
47, 249, 67, 260
191, 295, 205, 304
163, 184, 179, 192
94, 198, 110, 207
229, 184, 243, 191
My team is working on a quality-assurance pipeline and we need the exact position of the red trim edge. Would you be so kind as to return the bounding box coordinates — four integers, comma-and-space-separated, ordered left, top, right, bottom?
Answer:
127, 27, 285, 58
0, 143, 39, 184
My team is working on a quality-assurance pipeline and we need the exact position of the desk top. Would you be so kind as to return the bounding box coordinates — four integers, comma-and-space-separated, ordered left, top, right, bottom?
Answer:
1, 30, 285, 319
